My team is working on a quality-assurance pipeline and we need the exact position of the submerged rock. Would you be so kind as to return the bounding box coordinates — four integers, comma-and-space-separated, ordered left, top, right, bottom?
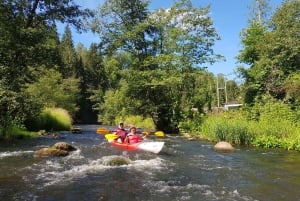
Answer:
214, 141, 235, 153
108, 157, 130, 166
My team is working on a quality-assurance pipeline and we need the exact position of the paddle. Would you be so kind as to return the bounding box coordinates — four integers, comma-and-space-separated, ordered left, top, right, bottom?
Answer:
141, 130, 151, 135
96, 127, 110, 134
105, 133, 119, 141
154, 131, 165, 137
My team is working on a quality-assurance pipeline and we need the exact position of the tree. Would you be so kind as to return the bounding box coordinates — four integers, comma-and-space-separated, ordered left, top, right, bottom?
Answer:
237, 21, 267, 65
248, 0, 271, 26
0, 0, 91, 90
226, 80, 240, 103
75, 43, 107, 123
0, 0, 91, 132
26, 69, 80, 116
92, 0, 150, 57
0, 85, 41, 136
92, 0, 221, 132
284, 73, 300, 107
59, 25, 78, 78
148, 0, 222, 69
238, 0, 300, 104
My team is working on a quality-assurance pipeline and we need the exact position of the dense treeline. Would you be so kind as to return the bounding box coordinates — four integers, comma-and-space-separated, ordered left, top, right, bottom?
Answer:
0, 0, 223, 135
0, 0, 299, 150
0, 0, 95, 136
191, 0, 300, 150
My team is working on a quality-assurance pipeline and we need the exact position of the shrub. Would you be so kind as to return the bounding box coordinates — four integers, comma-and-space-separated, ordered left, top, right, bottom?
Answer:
0, 126, 36, 140
178, 113, 205, 134
200, 113, 253, 145
115, 115, 155, 130
199, 99, 300, 150
26, 107, 72, 131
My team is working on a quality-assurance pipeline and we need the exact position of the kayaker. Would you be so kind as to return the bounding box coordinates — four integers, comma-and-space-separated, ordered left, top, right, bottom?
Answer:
114, 122, 127, 142
124, 126, 142, 144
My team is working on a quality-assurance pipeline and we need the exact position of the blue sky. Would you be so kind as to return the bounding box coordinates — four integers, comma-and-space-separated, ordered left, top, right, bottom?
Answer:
60, 0, 283, 80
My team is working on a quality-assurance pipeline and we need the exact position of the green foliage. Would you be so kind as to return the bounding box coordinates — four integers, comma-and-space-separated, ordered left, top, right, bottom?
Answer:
252, 133, 300, 151
97, 80, 133, 125
0, 126, 36, 140
252, 135, 282, 148
0, 85, 41, 136
0, 0, 90, 90
270, 0, 300, 75
238, 21, 267, 65
249, 95, 299, 125
59, 25, 77, 78
92, 0, 221, 132
26, 68, 80, 116
226, 80, 241, 103
201, 112, 253, 145
178, 112, 205, 134
284, 73, 300, 106
238, 0, 300, 103
199, 98, 300, 150
116, 115, 155, 130
0, 0, 91, 132
26, 108, 72, 131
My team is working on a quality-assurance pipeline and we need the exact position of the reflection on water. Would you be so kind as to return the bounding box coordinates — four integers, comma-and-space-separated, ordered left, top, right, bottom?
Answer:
0, 124, 300, 201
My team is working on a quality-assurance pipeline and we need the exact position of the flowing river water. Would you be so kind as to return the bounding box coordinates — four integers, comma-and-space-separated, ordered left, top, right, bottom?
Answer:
0, 125, 300, 201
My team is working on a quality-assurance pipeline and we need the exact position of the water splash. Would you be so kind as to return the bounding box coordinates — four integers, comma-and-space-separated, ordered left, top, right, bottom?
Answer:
0, 150, 34, 158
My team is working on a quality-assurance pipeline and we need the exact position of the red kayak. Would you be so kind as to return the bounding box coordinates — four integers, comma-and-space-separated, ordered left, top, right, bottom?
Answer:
109, 140, 164, 154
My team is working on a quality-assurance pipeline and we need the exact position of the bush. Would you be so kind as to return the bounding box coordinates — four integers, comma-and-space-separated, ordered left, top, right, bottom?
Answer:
115, 115, 155, 129
200, 113, 253, 145
199, 99, 300, 151
178, 113, 205, 134
26, 107, 72, 131
0, 126, 36, 140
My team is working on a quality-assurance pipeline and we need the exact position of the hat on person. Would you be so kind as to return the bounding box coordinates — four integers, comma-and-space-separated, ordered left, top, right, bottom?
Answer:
119, 121, 124, 125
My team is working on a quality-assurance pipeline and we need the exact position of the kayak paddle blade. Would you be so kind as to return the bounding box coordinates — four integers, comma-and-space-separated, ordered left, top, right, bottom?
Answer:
97, 128, 109, 134
105, 134, 118, 141
154, 131, 165, 137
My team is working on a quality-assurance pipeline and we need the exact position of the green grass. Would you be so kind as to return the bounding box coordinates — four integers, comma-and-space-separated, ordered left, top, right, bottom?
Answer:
198, 109, 300, 151
0, 126, 36, 140
200, 114, 253, 145
26, 107, 72, 131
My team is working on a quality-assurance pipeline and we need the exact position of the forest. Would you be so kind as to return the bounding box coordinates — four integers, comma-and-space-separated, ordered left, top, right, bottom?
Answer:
0, 0, 299, 150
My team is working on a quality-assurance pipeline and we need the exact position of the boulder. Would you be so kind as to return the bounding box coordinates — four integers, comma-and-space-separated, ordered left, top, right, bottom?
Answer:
33, 142, 76, 158
33, 147, 68, 157
53, 142, 76, 151
214, 141, 235, 153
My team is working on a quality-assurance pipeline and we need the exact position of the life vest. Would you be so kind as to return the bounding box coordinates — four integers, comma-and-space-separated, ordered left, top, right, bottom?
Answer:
126, 133, 140, 144
116, 128, 127, 140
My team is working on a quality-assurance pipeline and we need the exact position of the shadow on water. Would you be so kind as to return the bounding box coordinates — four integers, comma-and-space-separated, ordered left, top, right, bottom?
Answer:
0, 124, 300, 201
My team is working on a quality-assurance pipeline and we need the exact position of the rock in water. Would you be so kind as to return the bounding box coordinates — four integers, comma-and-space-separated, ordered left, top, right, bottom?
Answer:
33, 142, 76, 158
214, 141, 235, 153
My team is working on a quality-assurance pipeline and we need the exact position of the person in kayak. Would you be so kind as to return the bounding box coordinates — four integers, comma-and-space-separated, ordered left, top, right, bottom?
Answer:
124, 126, 142, 144
114, 122, 127, 143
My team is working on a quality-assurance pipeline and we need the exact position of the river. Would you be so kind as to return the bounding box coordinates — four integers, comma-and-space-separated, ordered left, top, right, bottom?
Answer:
0, 125, 299, 201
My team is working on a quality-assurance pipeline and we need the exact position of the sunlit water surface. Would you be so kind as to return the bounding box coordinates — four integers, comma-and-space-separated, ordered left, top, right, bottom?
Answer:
0, 125, 299, 201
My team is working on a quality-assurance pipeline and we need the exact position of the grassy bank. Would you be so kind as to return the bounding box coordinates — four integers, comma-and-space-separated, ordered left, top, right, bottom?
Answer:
180, 100, 300, 151
26, 107, 72, 132
1, 107, 72, 140
200, 112, 300, 150
0, 126, 36, 141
